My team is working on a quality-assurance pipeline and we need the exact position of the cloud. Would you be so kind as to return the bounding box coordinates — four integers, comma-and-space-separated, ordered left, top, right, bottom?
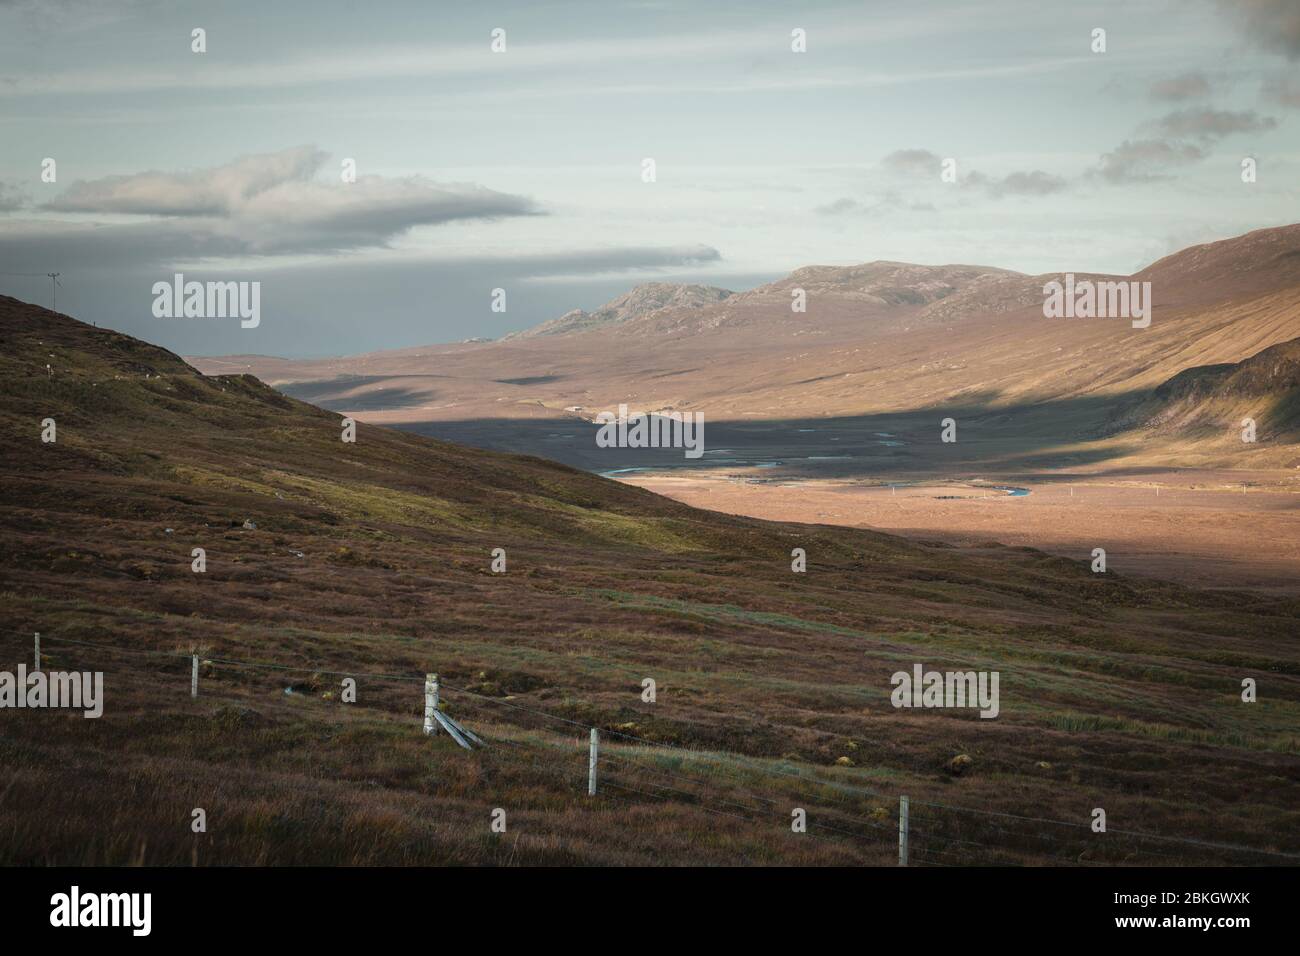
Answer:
240, 178, 541, 250
1215, 0, 1300, 58
0, 218, 260, 271
37, 146, 542, 256
1092, 139, 1207, 184
1090, 108, 1276, 184
470, 244, 723, 278
0, 181, 25, 212
1262, 73, 1300, 108
0, 144, 718, 358
877, 148, 1067, 200
0, 209, 718, 278
0, 15, 1020, 99
815, 197, 869, 216
46, 146, 327, 216
879, 149, 943, 179
1149, 72, 1212, 102
1144, 108, 1277, 140
965, 169, 1068, 198
43, 146, 535, 247
0, 0, 145, 30
815, 192, 934, 216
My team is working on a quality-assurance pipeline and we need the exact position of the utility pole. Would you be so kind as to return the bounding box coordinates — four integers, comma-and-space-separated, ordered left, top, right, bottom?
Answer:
47, 273, 60, 311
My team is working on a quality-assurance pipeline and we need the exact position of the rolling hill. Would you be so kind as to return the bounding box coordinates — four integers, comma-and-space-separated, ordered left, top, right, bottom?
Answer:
2, 295, 1299, 865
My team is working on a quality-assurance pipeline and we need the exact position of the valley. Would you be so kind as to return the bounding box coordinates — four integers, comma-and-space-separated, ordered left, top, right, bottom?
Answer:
5, 293, 1299, 866
193, 225, 1300, 596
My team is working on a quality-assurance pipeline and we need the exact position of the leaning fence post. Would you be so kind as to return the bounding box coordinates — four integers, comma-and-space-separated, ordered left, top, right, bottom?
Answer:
588, 728, 599, 796
191, 654, 199, 698
898, 795, 909, 867
33, 632, 40, 671
424, 673, 439, 735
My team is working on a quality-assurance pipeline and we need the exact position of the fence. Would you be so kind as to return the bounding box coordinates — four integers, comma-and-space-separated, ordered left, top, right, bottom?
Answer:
6, 630, 1297, 867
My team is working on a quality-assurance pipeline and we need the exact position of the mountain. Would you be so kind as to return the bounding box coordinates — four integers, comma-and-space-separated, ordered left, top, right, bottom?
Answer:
1104, 336, 1300, 460
1135, 224, 1300, 308
190, 225, 1300, 466
5, 294, 1298, 865
607, 263, 1027, 338
503, 282, 734, 339
745, 261, 1022, 307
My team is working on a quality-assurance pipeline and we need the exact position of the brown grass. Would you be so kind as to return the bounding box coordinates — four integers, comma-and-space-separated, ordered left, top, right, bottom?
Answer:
1, 297, 1298, 866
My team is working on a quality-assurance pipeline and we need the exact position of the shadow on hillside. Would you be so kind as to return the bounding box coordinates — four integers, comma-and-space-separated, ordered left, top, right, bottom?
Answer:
377, 390, 1165, 479
285, 378, 450, 412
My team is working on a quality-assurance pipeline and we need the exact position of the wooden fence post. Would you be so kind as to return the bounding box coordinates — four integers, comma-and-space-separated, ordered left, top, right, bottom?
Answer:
191, 654, 199, 698
424, 673, 439, 735
898, 795, 909, 867
33, 632, 40, 672
588, 728, 599, 796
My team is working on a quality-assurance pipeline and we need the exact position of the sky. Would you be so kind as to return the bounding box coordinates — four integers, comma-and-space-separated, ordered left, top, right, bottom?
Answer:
1, 0, 1298, 357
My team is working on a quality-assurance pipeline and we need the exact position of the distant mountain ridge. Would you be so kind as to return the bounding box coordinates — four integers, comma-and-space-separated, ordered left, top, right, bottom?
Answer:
187, 223, 1300, 469
504, 282, 734, 339
495, 226, 1300, 343
744, 261, 1022, 306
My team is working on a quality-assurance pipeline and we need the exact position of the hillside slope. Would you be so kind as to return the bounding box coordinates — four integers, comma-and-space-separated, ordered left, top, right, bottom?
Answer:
1104, 336, 1300, 455
3, 296, 1298, 865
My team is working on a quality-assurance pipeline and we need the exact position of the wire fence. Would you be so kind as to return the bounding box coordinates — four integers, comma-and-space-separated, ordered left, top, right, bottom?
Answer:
5, 630, 1297, 867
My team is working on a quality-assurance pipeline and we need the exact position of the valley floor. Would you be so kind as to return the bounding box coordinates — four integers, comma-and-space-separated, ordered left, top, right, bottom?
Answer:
615, 468, 1300, 596
393, 415, 1300, 596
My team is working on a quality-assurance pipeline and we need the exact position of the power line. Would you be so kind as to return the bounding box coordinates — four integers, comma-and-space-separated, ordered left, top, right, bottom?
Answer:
0, 270, 60, 310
